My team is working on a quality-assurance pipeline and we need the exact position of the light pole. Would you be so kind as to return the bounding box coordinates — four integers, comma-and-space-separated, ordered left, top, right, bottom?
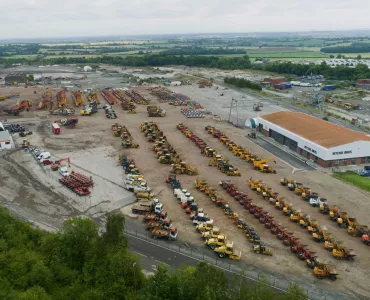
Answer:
132, 261, 137, 292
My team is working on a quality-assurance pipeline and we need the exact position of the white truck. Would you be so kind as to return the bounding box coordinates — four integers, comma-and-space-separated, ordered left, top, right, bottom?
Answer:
124, 180, 152, 193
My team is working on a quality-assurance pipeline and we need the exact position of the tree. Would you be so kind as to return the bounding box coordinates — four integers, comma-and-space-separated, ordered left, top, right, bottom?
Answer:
357, 54, 362, 60
102, 213, 127, 248
27, 74, 34, 81
336, 54, 342, 58
329, 55, 335, 58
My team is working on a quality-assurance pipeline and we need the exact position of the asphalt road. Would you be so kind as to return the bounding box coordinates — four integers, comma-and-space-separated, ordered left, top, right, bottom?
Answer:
248, 136, 315, 171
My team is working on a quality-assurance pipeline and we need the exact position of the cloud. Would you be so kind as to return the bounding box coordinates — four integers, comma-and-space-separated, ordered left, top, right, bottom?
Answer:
0, 0, 369, 38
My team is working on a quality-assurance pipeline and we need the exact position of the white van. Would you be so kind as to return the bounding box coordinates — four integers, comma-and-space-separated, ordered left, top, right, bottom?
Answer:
37, 152, 51, 161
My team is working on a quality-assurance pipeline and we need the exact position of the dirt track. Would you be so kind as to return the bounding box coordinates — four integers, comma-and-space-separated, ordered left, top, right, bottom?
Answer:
1, 84, 370, 298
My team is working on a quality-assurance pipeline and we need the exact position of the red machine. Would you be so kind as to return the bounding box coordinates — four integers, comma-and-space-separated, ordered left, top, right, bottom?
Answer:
52, 123, 60, 134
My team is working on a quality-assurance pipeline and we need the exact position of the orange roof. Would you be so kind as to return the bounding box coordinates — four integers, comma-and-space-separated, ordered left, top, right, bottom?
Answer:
260, 112, 370, 149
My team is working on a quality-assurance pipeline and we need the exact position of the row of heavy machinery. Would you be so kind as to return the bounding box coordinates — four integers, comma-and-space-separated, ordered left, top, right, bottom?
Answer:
102, 88, 135, 113
194, 179, 273, 256
166, 175, 241, 260
205, 125, 277, 174
219, 180, 338, 280
111, 123, 139, 149
140, 121, 199, 175
176, 123, 241, 176
248, 179, 356, 262
120, 155, 177, 240
280, 177, 370, 246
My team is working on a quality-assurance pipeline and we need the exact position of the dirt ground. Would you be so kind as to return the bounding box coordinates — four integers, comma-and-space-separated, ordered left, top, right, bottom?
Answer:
1, 84, 370, 298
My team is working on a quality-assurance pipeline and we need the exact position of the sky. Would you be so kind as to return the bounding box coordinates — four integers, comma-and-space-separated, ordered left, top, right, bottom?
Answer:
0, 0, 369, 38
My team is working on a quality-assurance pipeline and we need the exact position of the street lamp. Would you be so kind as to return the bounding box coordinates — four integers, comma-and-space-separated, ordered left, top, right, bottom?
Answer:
132, 261, 137, 292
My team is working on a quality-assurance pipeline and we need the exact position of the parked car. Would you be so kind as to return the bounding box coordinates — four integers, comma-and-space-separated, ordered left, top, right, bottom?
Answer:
42, 159, 53, 165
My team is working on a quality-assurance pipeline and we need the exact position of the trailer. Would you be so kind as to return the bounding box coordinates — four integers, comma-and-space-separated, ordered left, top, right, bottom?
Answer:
52, 123, 60, 134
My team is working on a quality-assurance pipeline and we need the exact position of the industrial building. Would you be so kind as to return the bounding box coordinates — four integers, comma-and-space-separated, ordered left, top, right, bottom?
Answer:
357, 79, 370, 90
256, 112, 370, 168
0, 122, 15, 150
5, 73, 27, 85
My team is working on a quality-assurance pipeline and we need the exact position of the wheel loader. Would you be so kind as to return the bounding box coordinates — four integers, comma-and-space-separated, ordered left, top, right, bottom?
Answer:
348, 224, 368, 237
290, 209, 301, 222
122, 140, 139, 148
253, 242, 273, 255
171, 162, 199, 175
202, 227, 221, 240
313, 259, 338, 280
294, 183, 304, 195
194, 179, 208, 189
312, 226, 331, 243
214, 242, 241, 260
331, 241, 356, 261
206, 234, 227, 250
196, 223, 213, 233
159, 153, 175, 164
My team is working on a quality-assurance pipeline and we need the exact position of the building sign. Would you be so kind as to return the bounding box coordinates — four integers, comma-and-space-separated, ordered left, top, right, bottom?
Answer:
304, 145, 317, 154
332, 150, 352, 155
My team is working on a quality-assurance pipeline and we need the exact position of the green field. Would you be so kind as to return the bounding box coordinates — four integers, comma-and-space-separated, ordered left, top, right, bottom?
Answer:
333, 171, 370, 192
265, 39, 325, 47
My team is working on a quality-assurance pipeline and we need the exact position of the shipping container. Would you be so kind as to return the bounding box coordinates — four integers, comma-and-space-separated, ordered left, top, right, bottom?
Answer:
321, 85, 336, 91
281, 82, 292, 88
52, 123, 60, 134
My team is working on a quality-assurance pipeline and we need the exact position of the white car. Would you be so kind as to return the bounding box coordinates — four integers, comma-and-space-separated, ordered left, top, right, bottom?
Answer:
59, 167, 70, 177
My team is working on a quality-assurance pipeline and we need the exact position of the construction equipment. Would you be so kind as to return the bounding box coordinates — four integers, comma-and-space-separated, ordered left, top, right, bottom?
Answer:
131, 199, 162, 215
147, 105, 166, 117
253, 158, 277, 173
54, 118, 79, 128
80, 102, 98, 116
253, 242, 273, 255
313, 259, 338, 280
19, 131, 32, 137
331, 241, 355, 261
362, 234, 370, 246
51, 108, 75, 115
51, 157, 71, 171
71, 91, 85, 107
253, 102, 263, 111
201, 227, 221, 240
171, 162, 199, 175
21, 139, 30, 148
56, 90, 67, 108
0, 93, 20, 101
213, 241, 241, 260
151, 227, 178, 240
205, 234, 227, 250
5, 100, 32, 116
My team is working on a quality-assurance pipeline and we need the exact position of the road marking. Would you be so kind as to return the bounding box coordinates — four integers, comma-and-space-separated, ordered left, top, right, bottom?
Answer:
132, 251, 148, 258
155, 259, 170, 267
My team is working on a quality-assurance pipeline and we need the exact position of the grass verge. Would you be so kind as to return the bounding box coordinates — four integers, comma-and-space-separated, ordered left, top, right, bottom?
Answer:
333, 171, 370, 192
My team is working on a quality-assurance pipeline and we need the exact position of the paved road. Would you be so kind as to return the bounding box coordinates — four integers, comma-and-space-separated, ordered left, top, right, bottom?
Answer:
248, 136, 315, 171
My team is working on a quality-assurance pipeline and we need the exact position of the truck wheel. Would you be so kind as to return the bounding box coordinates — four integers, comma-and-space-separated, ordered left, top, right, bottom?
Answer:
218, 252, 225, 258
210, 244, 216, 250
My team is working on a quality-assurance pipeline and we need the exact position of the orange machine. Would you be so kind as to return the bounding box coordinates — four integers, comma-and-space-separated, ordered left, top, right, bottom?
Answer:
5, 100, 32, 116
51, 157, 71, 171
71, 91, 85, 107
57, 90, 67, 108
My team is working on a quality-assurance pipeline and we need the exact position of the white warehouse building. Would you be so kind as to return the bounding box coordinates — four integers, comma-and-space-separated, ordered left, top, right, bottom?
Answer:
0, 122, 15, 150
256, 112, 370, 168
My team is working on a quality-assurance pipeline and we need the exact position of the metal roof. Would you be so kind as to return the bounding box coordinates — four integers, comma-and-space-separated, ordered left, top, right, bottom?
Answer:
259, 112, 370, 149
0, 130, 11, 142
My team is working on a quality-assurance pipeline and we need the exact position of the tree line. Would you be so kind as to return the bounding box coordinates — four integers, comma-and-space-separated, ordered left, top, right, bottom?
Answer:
1, 53, 369, 81
0, 206, 308, 300
224, 76, 262, 91
321, 42, 370, 53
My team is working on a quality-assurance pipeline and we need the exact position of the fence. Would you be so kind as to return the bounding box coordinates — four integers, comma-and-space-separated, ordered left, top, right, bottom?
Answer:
123, 226, 353, 300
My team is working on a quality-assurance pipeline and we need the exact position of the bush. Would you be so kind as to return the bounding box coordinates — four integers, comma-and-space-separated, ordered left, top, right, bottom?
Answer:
323, 117, 329, 121
224, 77, 262, 91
